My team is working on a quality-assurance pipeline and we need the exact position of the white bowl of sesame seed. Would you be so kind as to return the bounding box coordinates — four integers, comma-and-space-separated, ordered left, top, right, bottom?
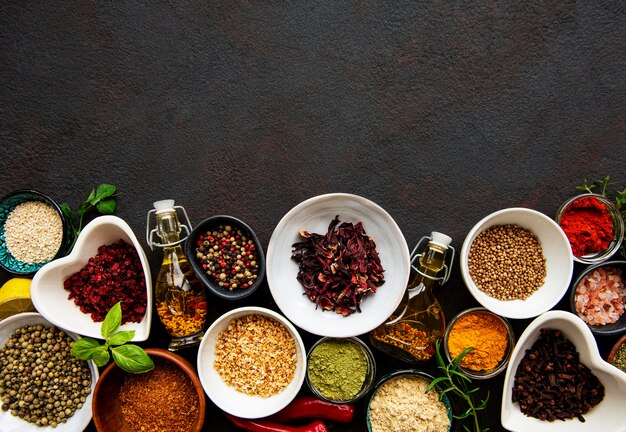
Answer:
196, 306, 306, 419
460, 208, 574, 319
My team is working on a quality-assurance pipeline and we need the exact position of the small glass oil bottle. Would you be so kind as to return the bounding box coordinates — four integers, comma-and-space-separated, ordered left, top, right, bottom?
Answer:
147, 200, 207, 351
370, 232, 453, 363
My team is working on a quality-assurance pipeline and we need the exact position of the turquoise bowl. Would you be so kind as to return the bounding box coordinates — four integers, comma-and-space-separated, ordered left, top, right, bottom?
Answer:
0, 190, 72, 275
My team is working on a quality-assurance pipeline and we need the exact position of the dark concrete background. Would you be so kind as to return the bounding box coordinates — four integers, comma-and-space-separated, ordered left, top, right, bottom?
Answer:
1, 1, 625, 431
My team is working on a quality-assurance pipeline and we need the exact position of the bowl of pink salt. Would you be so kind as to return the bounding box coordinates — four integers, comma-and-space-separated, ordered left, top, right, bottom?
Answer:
92, 348, 206, 432
569, 261, 626, 336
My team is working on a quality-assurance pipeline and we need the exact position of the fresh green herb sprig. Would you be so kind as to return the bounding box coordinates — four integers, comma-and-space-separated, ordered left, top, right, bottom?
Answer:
427, 342, 489, 432
60, 183, 118, 250
576, 176, 626, 258
71, 301, 154, 374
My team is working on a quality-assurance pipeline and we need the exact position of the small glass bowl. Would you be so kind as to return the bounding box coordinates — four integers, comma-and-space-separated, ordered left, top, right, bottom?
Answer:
0, 190, 72, 276
366, 370, 454, 432
556, 193, 625, 264
443, 307, 515, 380
306, 336, 376, 404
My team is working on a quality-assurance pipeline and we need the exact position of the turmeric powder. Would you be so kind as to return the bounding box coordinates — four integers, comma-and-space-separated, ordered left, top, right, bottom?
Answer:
447, 311, 508, 371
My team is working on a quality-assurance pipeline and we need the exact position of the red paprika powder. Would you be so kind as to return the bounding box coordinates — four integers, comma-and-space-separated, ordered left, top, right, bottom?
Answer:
559, 196, 614, 257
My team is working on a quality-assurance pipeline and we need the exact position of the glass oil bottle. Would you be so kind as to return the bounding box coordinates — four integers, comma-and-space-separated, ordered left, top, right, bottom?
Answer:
147, 200, 207, 350
370, 232, 454, 363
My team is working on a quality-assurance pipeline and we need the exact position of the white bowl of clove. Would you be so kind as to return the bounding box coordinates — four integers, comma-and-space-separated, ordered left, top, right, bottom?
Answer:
501, 310, 626, 432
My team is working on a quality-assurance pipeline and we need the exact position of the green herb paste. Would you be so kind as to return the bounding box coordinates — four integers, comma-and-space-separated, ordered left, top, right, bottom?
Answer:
307, 339, 367, 401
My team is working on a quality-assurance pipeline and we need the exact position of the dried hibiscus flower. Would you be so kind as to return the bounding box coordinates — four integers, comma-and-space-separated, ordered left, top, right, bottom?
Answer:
291, 215, 385, 316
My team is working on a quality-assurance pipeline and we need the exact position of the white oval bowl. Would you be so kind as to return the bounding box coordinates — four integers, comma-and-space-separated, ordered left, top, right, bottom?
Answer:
266, 193, 410, 337
501, 310, 626, 431
460, 208, 573, 319
31, 215, 152, 341
0, 312, 99, 432
196, 306, 306, 419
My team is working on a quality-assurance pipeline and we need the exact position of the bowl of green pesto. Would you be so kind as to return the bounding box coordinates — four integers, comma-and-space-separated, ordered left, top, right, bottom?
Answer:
305, 336, 376, 404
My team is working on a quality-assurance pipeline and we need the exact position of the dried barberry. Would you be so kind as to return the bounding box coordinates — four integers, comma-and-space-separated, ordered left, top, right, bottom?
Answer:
63, 240, 147, 323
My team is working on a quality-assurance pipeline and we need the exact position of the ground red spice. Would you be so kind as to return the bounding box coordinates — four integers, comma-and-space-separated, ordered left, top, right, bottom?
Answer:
63, 240, 147, 323
119, 359, 199, 432
559, 196, 614, 257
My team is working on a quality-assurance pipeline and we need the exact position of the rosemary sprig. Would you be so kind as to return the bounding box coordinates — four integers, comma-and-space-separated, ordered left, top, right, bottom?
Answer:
427, 342, 490, 432
576, 176, 626, 258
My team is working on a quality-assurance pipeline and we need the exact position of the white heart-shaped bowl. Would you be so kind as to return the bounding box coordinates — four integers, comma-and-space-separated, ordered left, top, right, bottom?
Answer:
460, 208, 574, 319
31, 216, 152, 341
501, 310, 626, 431
0, 312, 99, 432
266, 193, 410, 337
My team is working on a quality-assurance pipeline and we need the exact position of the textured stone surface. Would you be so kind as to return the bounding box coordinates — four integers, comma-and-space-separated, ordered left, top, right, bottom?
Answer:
1, 1, 624, 431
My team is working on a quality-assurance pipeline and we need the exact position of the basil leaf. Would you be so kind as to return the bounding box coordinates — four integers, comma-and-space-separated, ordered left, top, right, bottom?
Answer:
96, 198, 117, 215
101, 301, 122, 338
96, 183, 117, 200
70, 338, 101, 360
87, 188, 98, 205
60, 203, 76, 223
107, 330, 135, 346
92, 346, 111, 367
111, 345, 154, 374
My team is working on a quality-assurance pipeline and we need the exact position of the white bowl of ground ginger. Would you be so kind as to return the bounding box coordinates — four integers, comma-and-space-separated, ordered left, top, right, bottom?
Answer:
460, 207, 573, 319
366, 370, 454, 432
196, 306, 306, 419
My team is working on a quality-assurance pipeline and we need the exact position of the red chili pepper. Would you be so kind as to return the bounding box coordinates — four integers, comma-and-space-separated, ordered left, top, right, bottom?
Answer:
268, 396, 355, 424
224, 413, 328, 432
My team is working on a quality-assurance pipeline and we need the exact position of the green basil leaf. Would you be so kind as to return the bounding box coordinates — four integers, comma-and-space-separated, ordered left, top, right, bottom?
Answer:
60, 203, 76, 222
92, 346, 111, 367
101, 301, 122, 338
107, 330, 135, 346
70, 338, 101, 360
111, 345, 154, 374
96, 198, 117, 215
96, 183, 117, 199
87, 188, 98, 205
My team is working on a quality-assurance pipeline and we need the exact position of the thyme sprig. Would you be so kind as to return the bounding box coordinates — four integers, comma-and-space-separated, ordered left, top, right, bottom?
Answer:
427, 342, 489, 432
576, 176, 626, 258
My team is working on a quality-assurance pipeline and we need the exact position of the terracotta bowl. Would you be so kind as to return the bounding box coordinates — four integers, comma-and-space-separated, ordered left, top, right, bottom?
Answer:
92, 348, 206, 432
608, 333, 626, 366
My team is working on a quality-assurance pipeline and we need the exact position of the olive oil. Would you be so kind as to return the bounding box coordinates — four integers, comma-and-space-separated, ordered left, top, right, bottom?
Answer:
370, 232, 452, 363
151, 200, 207, 350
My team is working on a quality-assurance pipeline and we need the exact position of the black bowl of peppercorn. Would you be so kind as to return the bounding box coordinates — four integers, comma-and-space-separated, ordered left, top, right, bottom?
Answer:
185, 215, 265, 300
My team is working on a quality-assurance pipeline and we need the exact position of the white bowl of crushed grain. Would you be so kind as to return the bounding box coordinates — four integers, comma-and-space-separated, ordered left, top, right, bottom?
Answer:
366, 370, 454, 432
196, 306, 306, 419
460, 208, 573, 319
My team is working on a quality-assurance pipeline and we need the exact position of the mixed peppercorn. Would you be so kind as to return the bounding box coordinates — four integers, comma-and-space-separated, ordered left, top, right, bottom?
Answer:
195, 224, 259, 290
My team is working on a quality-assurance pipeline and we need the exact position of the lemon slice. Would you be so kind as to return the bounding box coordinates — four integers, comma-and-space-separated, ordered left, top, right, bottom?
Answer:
0, 277, 35, 320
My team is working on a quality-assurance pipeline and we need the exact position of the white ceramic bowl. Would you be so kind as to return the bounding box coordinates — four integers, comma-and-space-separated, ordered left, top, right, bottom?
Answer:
196, 306, 306, 419
31, 216, 152, 341
460, 208, 573, 319
502, 310, 626, 431
0, 312, 99, 432
266, 193, 410, 337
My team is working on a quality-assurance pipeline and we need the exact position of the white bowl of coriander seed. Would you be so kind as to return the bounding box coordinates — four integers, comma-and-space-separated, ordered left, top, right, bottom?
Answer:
460, 208, 573, 319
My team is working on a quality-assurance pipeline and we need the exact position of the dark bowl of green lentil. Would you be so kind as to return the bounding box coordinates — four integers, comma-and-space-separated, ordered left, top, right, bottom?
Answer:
0, 190, 72, 276
185, 215, 265, 300
92, 348, 206, 432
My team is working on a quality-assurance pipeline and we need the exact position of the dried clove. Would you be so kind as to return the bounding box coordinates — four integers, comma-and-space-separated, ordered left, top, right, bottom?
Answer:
511, 328, 604, 422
